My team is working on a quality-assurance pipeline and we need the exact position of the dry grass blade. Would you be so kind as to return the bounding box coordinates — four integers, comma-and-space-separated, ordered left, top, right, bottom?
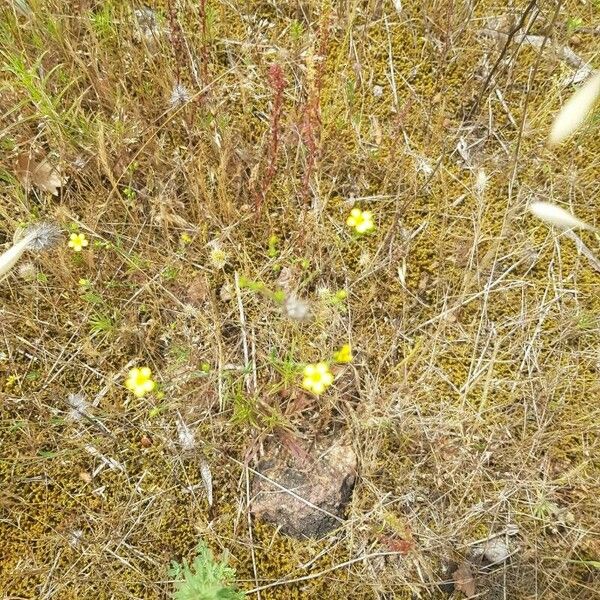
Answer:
0, 234, 35, 282
2, 1, 599, 598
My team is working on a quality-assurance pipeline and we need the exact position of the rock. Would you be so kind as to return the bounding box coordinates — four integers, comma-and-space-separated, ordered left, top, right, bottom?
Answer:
250, 439, 357, 538
471, 538, 511, 565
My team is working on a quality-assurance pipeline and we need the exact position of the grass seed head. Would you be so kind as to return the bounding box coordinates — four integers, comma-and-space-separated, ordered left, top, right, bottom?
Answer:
529, 201, 595, 231
549, 72, 600, 145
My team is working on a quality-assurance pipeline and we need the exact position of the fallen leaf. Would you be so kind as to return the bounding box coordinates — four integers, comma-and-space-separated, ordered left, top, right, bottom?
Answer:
379, 534, 413, 554
187, 274, 209, 306
452, 561, 476, 598
15, 153, 66, 195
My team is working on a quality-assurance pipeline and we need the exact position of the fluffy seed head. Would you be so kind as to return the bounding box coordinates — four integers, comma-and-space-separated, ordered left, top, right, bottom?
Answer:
529, 201, 594, 231
284, 295, 311, 320
170, 83, 191, 108
24, 222, 61, 251
549, 72, 600, 145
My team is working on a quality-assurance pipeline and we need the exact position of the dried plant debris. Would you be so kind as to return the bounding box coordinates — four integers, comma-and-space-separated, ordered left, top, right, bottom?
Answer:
133, 7, 164, 43
481, 19, 596, 85
200, 461, 213, 507
176, 413, 196, 451
67, 392, 90, 421
471, 538, 511, 566
452, 561, 477, 598
15, 153, 66, 195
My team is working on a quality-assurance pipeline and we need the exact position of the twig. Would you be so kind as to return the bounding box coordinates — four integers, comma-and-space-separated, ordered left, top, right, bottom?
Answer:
467, 0, 538, 121
245, 467, 261, 599
480, 28, 596, 81
234, 271, 252, 394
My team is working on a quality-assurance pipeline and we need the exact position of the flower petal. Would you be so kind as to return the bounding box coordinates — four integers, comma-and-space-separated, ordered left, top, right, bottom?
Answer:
303, 365, 316, 377
312, 382, 324, 394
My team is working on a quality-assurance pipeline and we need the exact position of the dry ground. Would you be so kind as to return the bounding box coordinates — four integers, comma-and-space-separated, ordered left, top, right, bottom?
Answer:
1, 0, 599, 598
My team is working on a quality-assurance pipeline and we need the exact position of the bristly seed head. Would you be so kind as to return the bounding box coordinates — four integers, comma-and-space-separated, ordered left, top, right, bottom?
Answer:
24, 223, 61, 251
18, 262, 37, 280
134, 7, 163, 41
68, 392, 89, 420
170, 83, 191, 108
284, 295, 311, 320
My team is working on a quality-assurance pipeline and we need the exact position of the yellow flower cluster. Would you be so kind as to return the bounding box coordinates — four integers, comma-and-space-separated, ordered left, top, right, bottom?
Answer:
125, 367, 156, 397
302, 362, 333, 395
333, 344, 352, 363
68, 232, 88, 252
346, 208, 374, 233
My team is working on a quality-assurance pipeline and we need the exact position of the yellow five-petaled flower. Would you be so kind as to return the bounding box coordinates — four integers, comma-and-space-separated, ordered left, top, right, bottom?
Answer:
68, 232, 89, 252
125, 367, 156, 397
333, 344, 352, 364
302, 362, 334, 395
346, 208, 374, 234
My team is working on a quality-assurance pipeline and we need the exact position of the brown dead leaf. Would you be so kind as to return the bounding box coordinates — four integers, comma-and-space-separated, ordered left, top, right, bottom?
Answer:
187, 274, 210, 306
15, 154, 66, 196
378, 534, 413, 554
452, 561, 476, 598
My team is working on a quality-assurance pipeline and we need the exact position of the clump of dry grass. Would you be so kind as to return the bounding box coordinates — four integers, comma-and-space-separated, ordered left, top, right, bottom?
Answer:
1, 1, 599, 599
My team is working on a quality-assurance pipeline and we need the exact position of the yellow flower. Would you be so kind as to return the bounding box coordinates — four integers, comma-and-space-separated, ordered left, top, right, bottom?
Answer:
333, 344, 352, 364
346, 208, 374, 234
180, 232, 192, 245
302, 362, 333, 395
78, 278, 89, 287
5, 374, 18, 388
125, 367, 156, 397
68, 233, 89, 252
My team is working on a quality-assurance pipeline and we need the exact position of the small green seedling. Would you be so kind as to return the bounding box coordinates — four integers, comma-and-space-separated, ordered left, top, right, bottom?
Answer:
168, 542, 245, 600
